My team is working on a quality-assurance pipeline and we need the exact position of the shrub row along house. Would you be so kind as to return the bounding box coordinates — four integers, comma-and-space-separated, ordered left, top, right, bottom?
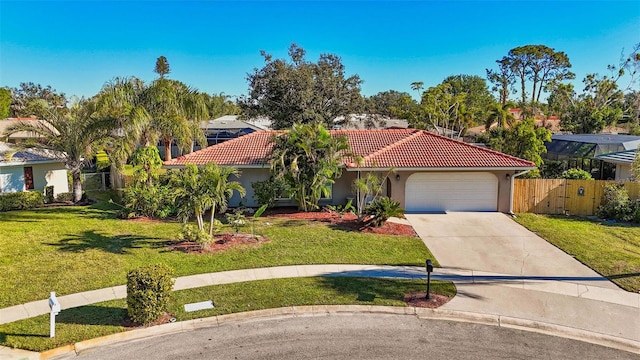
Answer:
164, 129, 535, 213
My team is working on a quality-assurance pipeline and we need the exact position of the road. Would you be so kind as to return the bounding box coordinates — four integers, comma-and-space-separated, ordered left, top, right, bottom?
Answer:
65, 314, 637, 360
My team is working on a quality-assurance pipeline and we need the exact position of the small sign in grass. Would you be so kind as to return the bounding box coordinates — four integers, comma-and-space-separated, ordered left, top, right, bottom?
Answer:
184, 300, 215, 312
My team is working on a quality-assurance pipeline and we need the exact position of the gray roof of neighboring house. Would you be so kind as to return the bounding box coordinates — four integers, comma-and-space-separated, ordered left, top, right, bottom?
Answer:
0, 118, 59, 139
551, 134, 640, 147
546, 134, 640, 159
200, 116, 265, 132
0, 142, 66, 165
595, 149, 638, 165
333, 114, 409, 130
202, 115, 271, 131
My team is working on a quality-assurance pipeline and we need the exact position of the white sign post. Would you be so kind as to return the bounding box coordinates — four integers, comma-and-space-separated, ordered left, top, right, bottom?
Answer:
48, 292, 61, 338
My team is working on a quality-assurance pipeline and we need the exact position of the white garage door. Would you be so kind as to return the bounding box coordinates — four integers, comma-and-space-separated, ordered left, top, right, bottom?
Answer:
405, 172, 498, 212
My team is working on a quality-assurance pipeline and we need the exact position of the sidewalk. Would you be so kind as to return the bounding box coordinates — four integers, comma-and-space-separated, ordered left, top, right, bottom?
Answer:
1, 264, 638, 358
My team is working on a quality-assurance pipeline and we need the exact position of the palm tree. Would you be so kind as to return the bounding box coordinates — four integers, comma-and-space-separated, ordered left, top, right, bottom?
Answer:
170, 163, 245, 235
202, 163, 246, 236
170, 164, 211, 230
5, 100, 114, 202
485, 102, 517, 131
144, 79, 208, 161
270, 123, 349, 211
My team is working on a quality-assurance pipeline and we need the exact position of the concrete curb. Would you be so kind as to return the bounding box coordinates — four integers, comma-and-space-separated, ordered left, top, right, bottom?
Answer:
37, 306, 638, 359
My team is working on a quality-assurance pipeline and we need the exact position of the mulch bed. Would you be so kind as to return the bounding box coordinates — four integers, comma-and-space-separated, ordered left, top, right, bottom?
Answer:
404, 291, 452, 308
123, 312, 175, 329
265, 207, 418, 237
168, 233, 269, 254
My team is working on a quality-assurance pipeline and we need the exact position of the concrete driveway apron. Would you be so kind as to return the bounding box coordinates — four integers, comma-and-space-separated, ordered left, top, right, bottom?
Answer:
405, 212, 619, 290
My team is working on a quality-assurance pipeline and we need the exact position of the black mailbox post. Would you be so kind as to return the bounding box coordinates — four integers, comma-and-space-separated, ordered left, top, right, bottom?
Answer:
425, 259, 433, 299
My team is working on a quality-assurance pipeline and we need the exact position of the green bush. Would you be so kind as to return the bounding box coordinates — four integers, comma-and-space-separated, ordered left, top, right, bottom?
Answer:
0, 191, 43, 212
596, 184, 634, 222
252, 177, 289, 208
126, 264, 175, 326
122, 175, 176, 219
55, 192, 73, 202
364, 197, 404, 227
226, 208, 247, 233
177, 224, 214, 244
560, 168, 593, 180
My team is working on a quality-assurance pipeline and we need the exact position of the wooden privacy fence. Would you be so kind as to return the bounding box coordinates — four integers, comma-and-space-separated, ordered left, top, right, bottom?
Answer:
513, 179, 640, 216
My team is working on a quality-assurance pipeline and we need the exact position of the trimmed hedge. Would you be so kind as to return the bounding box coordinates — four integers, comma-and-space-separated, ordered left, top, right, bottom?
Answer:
126, 264, 175, 325
0, 191, 44, 212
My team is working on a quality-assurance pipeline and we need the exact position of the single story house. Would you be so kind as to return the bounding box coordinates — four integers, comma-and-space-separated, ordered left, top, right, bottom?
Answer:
595, 149, 638, 180
163, 129, 535, 213
0, 142, 69, 196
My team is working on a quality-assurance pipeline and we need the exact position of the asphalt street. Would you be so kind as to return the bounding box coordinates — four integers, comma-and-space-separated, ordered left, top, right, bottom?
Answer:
64, 314, 637, 360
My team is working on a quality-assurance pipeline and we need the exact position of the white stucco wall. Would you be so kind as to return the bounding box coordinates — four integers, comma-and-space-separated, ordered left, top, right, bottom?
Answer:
0, 162, 68, 196
0, 167, 24, 193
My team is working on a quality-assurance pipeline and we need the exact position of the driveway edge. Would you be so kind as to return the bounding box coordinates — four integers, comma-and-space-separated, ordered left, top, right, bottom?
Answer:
36, 305, 638, 359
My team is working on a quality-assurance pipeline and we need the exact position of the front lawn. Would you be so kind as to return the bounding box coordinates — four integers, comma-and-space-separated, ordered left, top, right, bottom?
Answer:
514, 213, 640, 292
0, 277, 456, 352
0, 202, 432, 308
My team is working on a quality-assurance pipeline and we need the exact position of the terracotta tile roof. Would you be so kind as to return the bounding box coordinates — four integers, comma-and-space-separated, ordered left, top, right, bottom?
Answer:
164, 129, 535, 169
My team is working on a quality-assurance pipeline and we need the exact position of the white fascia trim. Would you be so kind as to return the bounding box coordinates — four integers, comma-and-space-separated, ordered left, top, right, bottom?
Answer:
0, 160, 65, 167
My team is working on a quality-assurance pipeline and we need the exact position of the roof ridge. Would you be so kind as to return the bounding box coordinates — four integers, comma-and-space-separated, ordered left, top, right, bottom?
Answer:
422, 130, 536, 166
351, 129, 421, 166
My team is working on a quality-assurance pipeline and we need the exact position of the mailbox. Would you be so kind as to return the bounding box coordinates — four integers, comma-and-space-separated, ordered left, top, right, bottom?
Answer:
49, 292, 61, 314
49, 292, 60, 338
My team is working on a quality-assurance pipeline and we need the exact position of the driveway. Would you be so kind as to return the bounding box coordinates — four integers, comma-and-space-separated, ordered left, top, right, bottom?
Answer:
405, 212, 618, 289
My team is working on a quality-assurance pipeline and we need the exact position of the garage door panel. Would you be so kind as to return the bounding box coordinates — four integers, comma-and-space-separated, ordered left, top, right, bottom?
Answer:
405, 172, 498, 212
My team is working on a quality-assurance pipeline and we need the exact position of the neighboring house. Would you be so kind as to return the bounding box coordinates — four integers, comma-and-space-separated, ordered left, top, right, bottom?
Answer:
200, 116, 265, 146
333, 114, 409, 130
0, 117, 57, 143
0, 142, 68, 196
595, 149, 638, 180
157, 115, 265, 160
164, 129, 535, 213
544, 134, 640, 179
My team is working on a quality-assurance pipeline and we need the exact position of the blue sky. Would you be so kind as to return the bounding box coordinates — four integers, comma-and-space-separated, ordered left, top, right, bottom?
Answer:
1, 1, 639, 101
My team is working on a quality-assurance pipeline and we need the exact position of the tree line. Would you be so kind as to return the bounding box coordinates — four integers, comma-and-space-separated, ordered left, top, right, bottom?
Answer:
1, 42, 639, 200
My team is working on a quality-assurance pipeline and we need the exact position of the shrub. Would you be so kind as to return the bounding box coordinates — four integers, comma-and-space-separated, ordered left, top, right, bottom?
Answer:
44, 186, 55, 204
560, 168, 593, 180
122, 175, 176, 219
55, 192, 73, 202
596, 184, 633, 222
226, 208, 246, 233
0, 191, 44, 212
252, 177, 289, 208
364, 197, 404, 227
177, 224, 214, 244
126, 264, 175, 326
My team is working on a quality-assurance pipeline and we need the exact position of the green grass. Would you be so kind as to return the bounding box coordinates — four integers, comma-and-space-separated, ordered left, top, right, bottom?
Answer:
0, 277, 456, 352
514, 213, 640, 292
0, 201, 432, 308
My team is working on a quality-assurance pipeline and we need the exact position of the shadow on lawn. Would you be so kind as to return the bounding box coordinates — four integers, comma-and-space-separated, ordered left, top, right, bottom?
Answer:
0, 205, 117, 223
47, 230, 167, 254
56, 305, 127, 327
